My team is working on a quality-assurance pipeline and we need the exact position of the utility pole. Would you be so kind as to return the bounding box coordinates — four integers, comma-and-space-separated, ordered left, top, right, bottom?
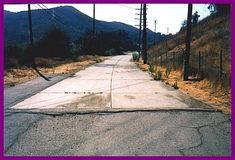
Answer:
138, 4, 143, 59
93, 4, 96, 38
154, 20, 157, 44
183, 4, 193, 81
165, 27, 169, 64
28, 4, 34, 46
142, 4, 147, 64
27, 4, 50, 81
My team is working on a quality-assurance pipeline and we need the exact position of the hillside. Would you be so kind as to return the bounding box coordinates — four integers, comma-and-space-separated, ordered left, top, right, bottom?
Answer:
148, 13, 231, 85
147, 13, 231, 113
4, 6, 166, 46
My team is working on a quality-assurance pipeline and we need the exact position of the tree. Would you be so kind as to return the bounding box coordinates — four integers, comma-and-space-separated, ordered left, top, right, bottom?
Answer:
181, 20, 187, 28
75, 30, 137, 56
208, 4, 230, 15
180, 20, 187, 31
192, 11, 200, 24
37, 27, 70, 58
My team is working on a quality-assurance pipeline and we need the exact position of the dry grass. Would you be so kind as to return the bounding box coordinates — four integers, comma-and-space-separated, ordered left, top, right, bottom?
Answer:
148, 14, 231, 89
135, 59, 149, 72
135, 60, 231, 114
4, 55, 108, 86
146, 13, 231, 114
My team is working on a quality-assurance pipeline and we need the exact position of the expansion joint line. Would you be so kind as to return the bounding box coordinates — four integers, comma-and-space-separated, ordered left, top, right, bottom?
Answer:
110, 57, 123, 108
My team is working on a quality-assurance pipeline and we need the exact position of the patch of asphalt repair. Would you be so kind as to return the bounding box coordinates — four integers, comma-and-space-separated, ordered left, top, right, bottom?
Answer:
5, 111, 230, 156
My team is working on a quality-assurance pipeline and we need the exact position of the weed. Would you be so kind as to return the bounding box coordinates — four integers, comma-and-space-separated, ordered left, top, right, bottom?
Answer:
132, 52, 139, 61
154, 70, 162, 81
165, 67, 171, 78
148, 64, 155, 74
172, 81, 179, 89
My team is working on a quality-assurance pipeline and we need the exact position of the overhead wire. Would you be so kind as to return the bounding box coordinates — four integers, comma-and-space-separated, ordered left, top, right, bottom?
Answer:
36, 4, 81, 35
118, 4, 136, 10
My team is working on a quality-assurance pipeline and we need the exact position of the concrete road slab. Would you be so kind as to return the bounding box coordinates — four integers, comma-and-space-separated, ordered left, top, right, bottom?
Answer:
112, 93, 188, 108
10, 54, 209, 111
112, 72, 152, 80
112, 80, 172, 93
41, 79, 111, 93
74, 68, 112, 80
11, 93, 81, 109
12, 93, 111, 110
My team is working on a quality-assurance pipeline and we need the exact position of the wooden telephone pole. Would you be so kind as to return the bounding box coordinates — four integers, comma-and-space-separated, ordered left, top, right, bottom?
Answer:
183, 4, 193, 81
93, 4, 96, 38
28, 4, 34, 45
142, 4, 147, 64
154, 20, 157, 44
138, 4, 143, 59
28, 4, 50, 81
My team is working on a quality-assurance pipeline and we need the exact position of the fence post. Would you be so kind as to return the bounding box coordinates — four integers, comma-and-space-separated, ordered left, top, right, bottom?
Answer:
166, 52, 168, 65
219, 49, 223, 80
198, 51, 201, 76
160, 54, 162, 66
173, 52, 175, 70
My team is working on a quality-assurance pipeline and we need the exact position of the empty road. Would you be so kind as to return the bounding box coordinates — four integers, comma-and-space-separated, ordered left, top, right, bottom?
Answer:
4, 53, 231, 156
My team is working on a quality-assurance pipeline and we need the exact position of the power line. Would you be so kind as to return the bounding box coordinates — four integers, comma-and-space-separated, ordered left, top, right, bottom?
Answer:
35, 4, 81, 35
32, 4, 55, 25
35, 4, 59, 25
118, 4, 135, 9
37, 4, 66, 26
40, 4, 67, 26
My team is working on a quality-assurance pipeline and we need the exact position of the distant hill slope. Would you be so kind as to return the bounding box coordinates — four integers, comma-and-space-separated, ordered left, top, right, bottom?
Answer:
4, 6, 166, 46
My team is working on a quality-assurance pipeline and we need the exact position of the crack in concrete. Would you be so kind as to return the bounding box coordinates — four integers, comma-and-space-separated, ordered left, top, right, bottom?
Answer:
110, 57, 124, 108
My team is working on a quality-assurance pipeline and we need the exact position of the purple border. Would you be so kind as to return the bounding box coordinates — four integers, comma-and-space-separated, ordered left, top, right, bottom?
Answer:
0, 0, 233, 159
1, 0, 233, 4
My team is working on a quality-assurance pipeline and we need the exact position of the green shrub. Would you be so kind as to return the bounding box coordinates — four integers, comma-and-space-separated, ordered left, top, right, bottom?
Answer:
132, 52, 139, 61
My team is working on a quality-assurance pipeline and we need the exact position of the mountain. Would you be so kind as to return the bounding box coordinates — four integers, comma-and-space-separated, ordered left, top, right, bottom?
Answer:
4, 6, 167, 46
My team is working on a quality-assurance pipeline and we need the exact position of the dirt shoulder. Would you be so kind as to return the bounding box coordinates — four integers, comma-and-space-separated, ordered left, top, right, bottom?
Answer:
135, 59, 231, 114
4, 55, 109, 87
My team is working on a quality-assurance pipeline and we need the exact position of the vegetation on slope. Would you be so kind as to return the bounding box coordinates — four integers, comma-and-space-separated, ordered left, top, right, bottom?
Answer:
146, 11, 231, 114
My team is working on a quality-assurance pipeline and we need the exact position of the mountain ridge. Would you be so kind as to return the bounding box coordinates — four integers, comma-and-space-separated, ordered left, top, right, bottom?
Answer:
4, 5, 167, 46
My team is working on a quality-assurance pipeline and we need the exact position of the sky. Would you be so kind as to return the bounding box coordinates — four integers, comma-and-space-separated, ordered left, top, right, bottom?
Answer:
4, 4, 210, 34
